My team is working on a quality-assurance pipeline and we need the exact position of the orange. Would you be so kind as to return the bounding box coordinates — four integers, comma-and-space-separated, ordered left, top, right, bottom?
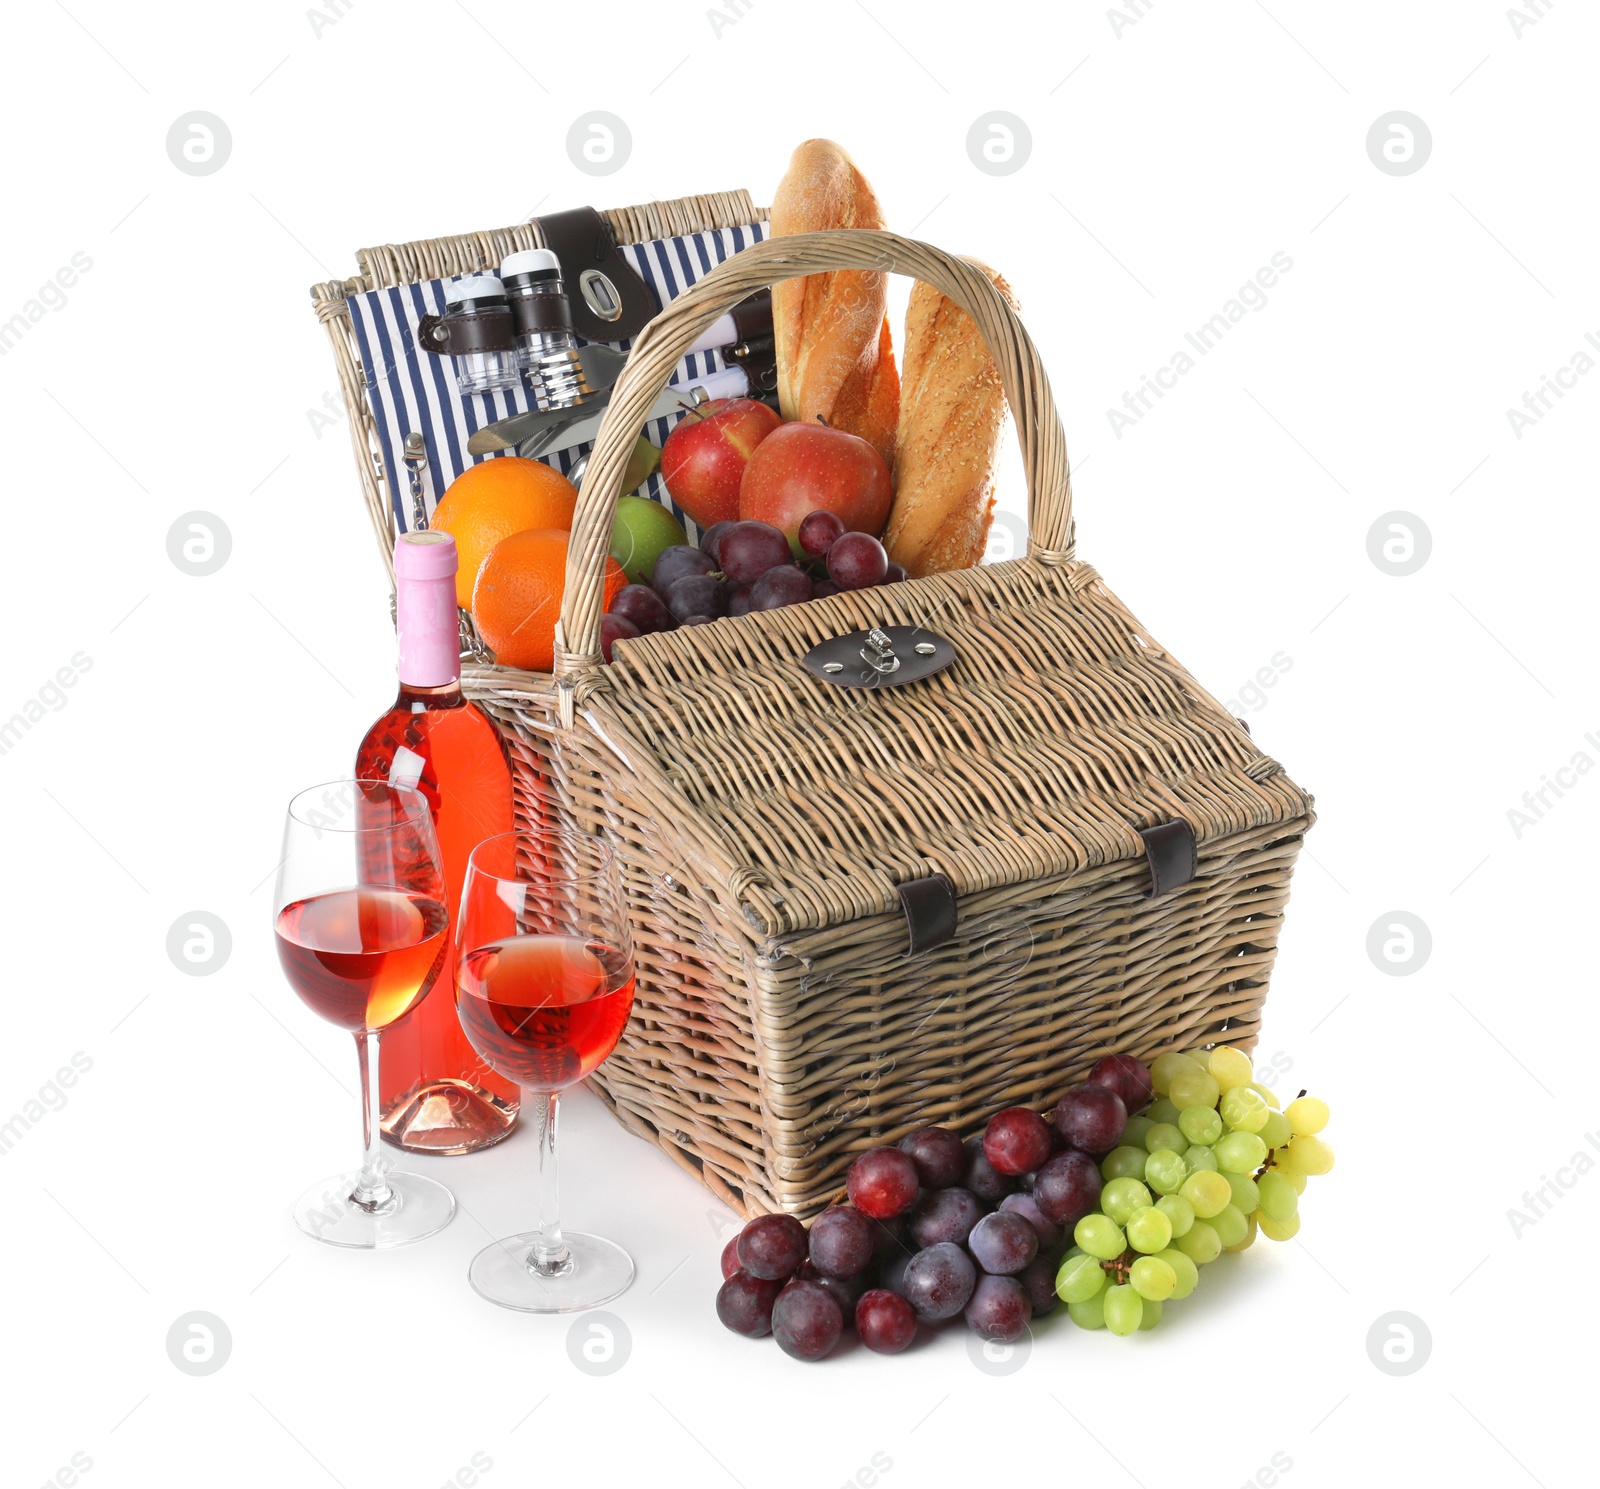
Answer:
472, 528, 626, 674
431, 457, 578, 608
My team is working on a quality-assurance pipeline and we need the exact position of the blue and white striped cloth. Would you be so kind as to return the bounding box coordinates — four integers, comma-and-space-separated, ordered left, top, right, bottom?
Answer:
346, 220, 768, 537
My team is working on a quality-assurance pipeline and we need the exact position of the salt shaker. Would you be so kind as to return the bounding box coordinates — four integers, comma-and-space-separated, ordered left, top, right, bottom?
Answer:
434, 275, 521, 395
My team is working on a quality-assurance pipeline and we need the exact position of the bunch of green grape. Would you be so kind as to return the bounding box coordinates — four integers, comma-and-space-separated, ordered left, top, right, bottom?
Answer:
1055, 1045, 1333, 1336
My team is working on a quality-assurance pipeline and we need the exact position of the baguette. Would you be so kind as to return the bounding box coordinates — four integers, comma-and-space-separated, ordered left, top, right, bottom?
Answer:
882, 265, 1016, 578
769, 140, 900, 469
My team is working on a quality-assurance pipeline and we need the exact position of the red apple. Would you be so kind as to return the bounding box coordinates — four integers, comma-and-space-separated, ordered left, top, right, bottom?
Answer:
661, 398, 782, 529
738, 421, 892, 553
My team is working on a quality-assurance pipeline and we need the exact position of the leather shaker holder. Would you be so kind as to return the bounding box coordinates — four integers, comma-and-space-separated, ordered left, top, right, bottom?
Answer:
899, 873, 958, 956
1140, 820, 1198, 898
415, 307, 514, 357
533, 206, 656, 342
513, 294, 575, 337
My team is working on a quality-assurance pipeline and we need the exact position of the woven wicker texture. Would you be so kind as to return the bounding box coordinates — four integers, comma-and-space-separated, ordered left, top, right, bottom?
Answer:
566, 559, 1307, 936
469, 230, 1311, 1215
467, 648, 1310, 1216
315, 213, 1313, 1219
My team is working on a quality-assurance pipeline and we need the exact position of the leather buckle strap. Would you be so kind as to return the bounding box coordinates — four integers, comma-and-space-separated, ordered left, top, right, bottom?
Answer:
1140, 820, 1197, 898
899, 873, 957, 956
533, 206, 657, 342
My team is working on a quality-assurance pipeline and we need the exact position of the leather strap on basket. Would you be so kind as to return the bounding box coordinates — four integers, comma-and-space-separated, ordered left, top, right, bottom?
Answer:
533, 207, 656, 343
899, 873, 957, 956
415, 306, 514, 355
727, 287, 772, 342
1140, 820, 1197, 898
555, 229, 1075, 674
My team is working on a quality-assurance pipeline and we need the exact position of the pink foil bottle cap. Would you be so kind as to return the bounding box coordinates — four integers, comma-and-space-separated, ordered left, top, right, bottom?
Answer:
394, 531, 460, 688
395, 529, 459, 578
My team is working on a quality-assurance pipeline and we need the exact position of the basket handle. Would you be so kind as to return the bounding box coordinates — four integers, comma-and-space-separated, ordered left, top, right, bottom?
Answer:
556, 228, 1074, 673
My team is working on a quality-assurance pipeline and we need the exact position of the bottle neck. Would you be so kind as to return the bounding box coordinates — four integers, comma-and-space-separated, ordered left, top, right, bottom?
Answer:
394, 569, 462, 691
395, 678, 463, 708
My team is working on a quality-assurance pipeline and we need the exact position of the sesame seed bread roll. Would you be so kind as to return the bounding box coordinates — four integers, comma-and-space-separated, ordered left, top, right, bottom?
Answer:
882, 263, 1016, 579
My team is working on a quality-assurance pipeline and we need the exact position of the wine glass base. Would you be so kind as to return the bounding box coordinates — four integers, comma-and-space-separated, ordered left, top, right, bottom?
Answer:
468, 1231, 635, 1313
292, 1171, 456, 1249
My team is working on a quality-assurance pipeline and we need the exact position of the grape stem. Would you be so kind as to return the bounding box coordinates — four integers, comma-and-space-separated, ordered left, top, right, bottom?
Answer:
1101, 1249, 1137, 1285
1253, 1091, 1307, 1179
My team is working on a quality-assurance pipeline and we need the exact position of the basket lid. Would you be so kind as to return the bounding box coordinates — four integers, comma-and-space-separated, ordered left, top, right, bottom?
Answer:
576, 558, 1312, 940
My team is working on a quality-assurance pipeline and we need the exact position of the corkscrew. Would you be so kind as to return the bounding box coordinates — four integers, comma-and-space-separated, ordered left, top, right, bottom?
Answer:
402, 432, 429, 533
521, 343, 594, 412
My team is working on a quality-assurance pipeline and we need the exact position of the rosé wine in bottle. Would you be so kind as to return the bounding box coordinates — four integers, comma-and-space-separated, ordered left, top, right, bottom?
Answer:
356, 530, 519, 1153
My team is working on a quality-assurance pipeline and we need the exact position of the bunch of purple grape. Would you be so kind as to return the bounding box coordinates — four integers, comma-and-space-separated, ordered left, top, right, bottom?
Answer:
714, 1053, 1150, 1361
600, 512, 907, 661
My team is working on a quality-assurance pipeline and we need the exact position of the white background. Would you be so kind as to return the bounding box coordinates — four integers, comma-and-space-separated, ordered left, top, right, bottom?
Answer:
2, 2, 1595, 1486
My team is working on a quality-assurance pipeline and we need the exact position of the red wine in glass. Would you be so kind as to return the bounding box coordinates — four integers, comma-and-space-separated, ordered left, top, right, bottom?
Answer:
456, 935, 634, 1089
276, 887, 449, 1032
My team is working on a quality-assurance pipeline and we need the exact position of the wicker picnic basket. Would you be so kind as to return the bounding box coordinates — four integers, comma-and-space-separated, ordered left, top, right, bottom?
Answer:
313, 191, 1314, 1219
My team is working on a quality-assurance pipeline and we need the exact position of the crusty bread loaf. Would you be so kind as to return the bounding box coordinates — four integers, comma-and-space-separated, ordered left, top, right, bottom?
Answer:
770, 140, 900, 469
882, 265, 1016, 579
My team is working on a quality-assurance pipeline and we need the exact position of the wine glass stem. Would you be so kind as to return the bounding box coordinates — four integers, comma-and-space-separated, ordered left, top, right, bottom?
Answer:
350, 1030, 394, 1212
527, 1091, 570, 1276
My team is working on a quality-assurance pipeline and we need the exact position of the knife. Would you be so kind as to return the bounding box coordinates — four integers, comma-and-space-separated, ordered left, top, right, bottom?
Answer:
467, 293, 773, 457
517, 366, 757, 460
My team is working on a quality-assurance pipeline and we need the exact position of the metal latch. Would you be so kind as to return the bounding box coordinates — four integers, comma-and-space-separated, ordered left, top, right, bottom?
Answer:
861, 628, 900, 675
800, 625, 957, 690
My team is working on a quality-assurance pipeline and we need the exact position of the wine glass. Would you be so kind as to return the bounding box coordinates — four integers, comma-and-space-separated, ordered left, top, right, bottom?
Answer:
273, 778, 457, 1248
455, 829, 636, 1311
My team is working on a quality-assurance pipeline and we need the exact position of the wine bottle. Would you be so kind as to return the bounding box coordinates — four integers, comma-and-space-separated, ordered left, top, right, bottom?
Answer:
356, 530, 519, 1152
